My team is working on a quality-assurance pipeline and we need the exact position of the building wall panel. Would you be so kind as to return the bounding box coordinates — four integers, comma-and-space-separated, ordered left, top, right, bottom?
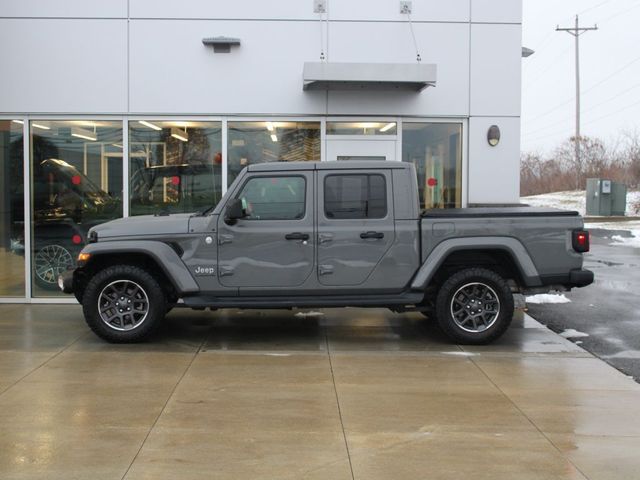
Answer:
0, 19, 127, 113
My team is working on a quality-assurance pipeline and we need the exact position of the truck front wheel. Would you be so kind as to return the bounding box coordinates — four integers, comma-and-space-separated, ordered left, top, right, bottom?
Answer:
82, 265, 167, 343
435, 268, 514, 345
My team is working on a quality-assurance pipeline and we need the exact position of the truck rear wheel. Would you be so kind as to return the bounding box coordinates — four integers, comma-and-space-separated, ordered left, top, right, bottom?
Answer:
82, 265, 167, 343
435, 268, 513, 345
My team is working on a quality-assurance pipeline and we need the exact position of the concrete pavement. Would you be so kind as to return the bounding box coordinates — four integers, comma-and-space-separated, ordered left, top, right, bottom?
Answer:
0, 305, 639, 479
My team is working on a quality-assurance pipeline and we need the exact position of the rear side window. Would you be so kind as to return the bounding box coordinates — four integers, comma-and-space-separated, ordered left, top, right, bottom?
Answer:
324, 174, 387, 219
237, 176, 306, 220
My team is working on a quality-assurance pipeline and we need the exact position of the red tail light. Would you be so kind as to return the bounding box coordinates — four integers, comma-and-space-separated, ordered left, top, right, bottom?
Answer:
572, 230, 590, 253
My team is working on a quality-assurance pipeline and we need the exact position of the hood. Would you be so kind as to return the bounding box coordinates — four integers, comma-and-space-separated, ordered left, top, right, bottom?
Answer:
91, 213, 192, 239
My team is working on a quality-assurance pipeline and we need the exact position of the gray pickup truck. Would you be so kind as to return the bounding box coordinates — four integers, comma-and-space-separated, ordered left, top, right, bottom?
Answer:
60, 161, 593, 344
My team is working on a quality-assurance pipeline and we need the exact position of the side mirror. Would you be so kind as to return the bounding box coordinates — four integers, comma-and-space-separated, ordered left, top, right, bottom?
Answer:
224, 198, 246, 225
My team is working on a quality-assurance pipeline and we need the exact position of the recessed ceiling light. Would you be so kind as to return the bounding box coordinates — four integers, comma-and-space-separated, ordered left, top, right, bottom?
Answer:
270, 134, 278, 142
267, 122, 274, 132
379, 122, 395, 132
12, 120, 24, 125
32, 122, 51, 130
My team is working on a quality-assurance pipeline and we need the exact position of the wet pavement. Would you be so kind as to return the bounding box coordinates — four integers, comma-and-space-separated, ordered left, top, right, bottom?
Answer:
1, 304, 640, 479
528, 228, 640, 382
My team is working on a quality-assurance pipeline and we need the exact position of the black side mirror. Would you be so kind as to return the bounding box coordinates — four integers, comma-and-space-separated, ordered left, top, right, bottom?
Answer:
224, 198, 246, 225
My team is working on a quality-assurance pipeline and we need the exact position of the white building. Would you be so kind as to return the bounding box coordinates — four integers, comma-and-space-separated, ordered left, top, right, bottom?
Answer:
0, 0, 523, 301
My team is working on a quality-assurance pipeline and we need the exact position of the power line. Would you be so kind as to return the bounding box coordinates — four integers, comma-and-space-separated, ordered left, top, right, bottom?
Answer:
598, 1, 640, 24
583, 96, 640, 126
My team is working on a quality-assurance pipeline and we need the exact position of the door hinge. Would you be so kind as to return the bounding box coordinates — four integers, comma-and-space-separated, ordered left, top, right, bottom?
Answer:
318, 265, 334, 275
218, 234, 233, 245
318, 233, 334, 244
219, 267, 234, 277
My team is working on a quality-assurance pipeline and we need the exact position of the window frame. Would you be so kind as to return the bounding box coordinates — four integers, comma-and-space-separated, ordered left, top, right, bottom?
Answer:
323, 173, 388, 220
233, 174, 307, 222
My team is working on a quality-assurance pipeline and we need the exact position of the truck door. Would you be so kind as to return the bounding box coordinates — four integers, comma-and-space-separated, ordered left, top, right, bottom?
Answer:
317, 170, 395, 287
217, 172, 314, 289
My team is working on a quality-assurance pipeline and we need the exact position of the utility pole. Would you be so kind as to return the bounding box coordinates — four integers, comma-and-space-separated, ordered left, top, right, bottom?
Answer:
557, 15, 598, 189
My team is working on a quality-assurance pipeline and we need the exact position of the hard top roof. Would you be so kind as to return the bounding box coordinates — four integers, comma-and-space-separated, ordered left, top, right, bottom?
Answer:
248, 160, 410, 172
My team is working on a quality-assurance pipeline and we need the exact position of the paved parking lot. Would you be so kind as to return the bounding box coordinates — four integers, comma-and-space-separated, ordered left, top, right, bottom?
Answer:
1, 305, 640, 480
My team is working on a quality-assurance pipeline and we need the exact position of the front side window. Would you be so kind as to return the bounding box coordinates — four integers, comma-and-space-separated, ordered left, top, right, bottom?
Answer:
324, 174, 387, 219
237, 176, 306, 221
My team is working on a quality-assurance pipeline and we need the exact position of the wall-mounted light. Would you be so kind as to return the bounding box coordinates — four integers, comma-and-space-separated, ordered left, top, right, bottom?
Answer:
379, 122, 396, 132
139, 120, 162, 131
71, 126, 97, 141
202, 36, 241, 53
171, 127, 189, 142
487, 125, 501, 147
270, 134, 278, 142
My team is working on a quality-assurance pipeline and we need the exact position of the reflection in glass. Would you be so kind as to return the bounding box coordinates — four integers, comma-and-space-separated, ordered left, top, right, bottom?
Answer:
402, 123, 462, 209
326, 122, 397, 136
227, 122, 320, 185
30, 120, 123, 296
129, 121, 222, 215
0, 120, 25, 296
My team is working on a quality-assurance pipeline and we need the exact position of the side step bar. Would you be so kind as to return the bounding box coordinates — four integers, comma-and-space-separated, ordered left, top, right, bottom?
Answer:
179, 292, 425, 309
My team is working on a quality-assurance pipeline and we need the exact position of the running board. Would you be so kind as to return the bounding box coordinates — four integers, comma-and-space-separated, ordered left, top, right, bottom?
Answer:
179, 292, 424, 309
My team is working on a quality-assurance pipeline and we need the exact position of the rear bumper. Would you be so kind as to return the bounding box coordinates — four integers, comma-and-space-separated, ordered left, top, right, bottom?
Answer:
569, 268, 594, 288
58, 269, 75, 294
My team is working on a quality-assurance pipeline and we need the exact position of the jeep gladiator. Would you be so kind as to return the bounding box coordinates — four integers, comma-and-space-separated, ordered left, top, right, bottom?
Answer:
60, 161, 593, 344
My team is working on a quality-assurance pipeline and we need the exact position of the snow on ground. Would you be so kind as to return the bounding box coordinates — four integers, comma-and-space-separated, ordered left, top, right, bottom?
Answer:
559, 329, 590, 339
521, 190, 640, 217
610, 231, 640, 248
526, 293, 571, 304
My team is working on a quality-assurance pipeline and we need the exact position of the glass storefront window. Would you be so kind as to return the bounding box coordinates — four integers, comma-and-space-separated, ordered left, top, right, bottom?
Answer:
129, 121, 222, 216
31, 120, 123, 296
0, 120, 25, 296
326, 122, 397, 136
402, 123, 462, 209
227, 121, 320, 185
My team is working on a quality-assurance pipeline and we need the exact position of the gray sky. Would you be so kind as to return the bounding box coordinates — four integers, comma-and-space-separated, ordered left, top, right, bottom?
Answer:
521, 0, 640, 154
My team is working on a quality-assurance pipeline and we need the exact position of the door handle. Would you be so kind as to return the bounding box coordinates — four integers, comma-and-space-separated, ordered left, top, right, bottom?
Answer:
285, 232, 310, 241
360, 231, 384, 239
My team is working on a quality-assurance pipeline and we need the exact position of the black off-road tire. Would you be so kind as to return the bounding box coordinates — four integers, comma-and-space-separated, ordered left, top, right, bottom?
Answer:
82, 265, 167, 343
435, 268, 514, 345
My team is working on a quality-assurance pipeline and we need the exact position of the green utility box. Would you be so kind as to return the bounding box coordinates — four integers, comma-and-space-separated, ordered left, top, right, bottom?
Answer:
585, 178, 627, 216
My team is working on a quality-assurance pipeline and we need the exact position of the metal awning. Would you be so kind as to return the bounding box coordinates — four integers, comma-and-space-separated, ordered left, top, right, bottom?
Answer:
303, 62, 437, 92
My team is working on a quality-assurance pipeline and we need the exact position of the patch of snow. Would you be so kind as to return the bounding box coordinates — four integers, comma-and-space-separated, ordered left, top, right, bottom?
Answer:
294, 311, 325, 317
604, 350, 640, 359
440, 351, 477, 357
559, 329, 589, 339
526, 293, 571, 304
575, 341, 583, 345
611, 230, 640, 248
521, 190, 640, 217
262, 353, 291, 357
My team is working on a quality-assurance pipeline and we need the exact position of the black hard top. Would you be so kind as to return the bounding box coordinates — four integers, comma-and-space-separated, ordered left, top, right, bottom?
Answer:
248, 160, 410, 172
421, 207, 580, 218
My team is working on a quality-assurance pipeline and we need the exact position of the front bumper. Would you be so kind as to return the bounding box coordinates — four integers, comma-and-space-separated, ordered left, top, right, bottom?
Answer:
58, 269, 75, 294
569, 268, 594, 288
